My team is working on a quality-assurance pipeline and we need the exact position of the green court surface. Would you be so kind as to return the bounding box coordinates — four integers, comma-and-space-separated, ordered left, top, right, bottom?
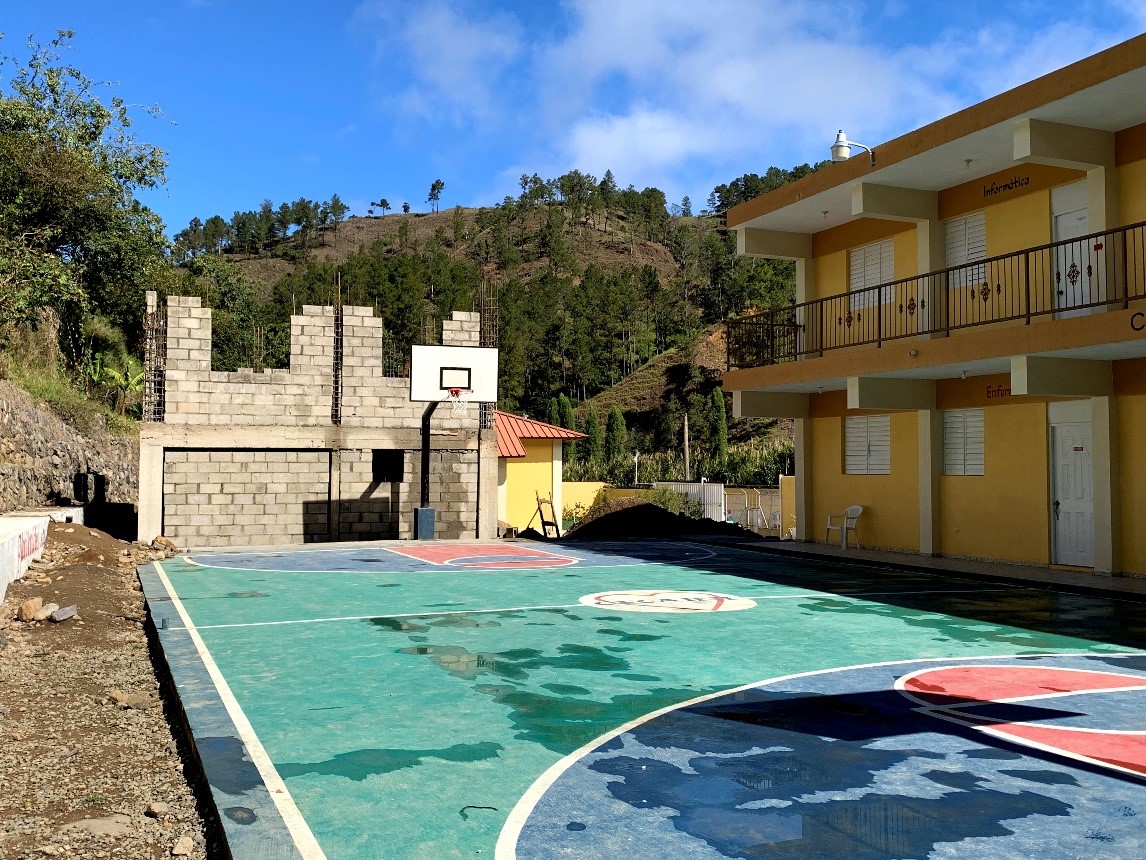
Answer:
144, 540, 1146, 860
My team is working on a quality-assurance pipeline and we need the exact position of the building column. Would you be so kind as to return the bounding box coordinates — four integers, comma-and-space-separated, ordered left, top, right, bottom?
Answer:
138, 442, 164, 543
477, 432, 500, 539
1091, 396, 1121, 574
918, 409, 943, 556
551, 441, 564, 535
794, 418, 813, 541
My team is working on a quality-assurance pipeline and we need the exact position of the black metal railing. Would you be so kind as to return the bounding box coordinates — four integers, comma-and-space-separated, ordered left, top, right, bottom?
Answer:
727, 220, 1146, 369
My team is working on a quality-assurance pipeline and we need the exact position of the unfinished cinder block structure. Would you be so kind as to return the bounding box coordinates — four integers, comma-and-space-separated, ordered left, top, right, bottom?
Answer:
138, 292, 498, 547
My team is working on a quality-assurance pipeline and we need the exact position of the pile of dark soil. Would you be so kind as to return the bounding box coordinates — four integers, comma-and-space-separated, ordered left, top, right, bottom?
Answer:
563, 500, 760, 541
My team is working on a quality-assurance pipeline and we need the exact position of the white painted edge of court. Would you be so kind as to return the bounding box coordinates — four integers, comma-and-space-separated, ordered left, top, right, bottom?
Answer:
493, 649, 1145, 860
151, 561, 328, 860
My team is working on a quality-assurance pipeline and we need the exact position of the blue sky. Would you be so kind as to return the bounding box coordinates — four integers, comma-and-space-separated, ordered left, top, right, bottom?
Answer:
2, 1, 1144, 236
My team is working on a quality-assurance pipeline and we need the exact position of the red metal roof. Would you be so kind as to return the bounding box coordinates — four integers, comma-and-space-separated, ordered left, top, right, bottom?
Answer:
494, 410, 586, 458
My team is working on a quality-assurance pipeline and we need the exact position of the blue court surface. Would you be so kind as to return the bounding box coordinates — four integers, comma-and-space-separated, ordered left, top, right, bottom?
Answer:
140, 539, 1146, 859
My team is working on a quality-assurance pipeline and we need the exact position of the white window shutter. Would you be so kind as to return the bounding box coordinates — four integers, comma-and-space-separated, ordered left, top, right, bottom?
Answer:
849, 240, 894, 309
944, 410, 966, 474
866, 414, 891, 474
944, 408, 984, 476
964, 408, 985, 475
946, 212, 986, 289
845, 415, 891, 475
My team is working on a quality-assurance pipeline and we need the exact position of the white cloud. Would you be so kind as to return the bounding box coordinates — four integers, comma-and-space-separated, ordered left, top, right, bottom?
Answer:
355, 0, 523, 125
356, 1, 1145, 205
530, 0, 1143, 198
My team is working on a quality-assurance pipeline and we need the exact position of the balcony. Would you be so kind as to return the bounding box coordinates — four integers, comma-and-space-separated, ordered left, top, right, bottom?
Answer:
727, 221, 1146, 370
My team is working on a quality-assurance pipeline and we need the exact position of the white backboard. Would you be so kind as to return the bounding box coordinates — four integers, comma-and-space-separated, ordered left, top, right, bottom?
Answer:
409, 345, 498, 403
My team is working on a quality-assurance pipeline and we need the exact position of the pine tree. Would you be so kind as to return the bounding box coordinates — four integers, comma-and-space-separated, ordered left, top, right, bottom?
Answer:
558, 394, 578, 461
547, 397, 560, 426
583, 407, 602, 463
605, 406, 627, 462
711, 387, 728, 470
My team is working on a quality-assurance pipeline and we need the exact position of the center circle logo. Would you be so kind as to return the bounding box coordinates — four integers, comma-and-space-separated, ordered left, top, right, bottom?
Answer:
579, 590, 756, 613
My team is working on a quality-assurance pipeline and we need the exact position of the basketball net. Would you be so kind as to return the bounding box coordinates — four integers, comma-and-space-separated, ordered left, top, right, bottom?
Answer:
444, 387, 471, 416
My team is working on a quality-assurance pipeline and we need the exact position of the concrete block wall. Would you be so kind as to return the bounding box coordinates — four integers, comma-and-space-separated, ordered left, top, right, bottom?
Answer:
336, 449, 404, 541
163, 297, 333, 427
141, 296, 492, 545
426, 450, 479, 538
162, 449, 331, 546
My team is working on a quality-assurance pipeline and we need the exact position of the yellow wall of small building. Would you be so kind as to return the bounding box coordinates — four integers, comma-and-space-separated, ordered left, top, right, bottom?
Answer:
811, 411, 919, 551
501, 440, 556, 531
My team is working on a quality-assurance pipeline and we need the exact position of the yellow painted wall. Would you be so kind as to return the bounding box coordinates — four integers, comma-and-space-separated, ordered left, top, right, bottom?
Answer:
810, 412, 919, 551
939, 402, 1050, 564
1118, 393, 1146, 575
780, 475, 796, 536
501, 440, 557, 531
562, 481, 606, 517
1119, 159, 1146, 226
985, 189, 1051, 257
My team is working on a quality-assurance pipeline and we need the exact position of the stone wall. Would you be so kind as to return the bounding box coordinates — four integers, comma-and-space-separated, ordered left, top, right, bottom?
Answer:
0, 381, 137, 513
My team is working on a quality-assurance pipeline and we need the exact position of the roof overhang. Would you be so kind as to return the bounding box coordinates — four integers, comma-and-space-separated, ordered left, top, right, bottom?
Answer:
727, 34, 1146, 237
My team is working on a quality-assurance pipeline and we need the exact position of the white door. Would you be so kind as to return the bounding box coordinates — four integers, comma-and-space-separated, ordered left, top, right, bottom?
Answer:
1051, 422, 1093, 567
1052, 182, 1094, 318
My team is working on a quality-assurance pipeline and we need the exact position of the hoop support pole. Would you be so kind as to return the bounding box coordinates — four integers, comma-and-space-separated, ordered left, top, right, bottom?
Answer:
420, 400, 438, 508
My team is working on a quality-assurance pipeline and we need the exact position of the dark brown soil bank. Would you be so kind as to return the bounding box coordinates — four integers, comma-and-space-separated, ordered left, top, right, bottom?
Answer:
563, 500, 761, 541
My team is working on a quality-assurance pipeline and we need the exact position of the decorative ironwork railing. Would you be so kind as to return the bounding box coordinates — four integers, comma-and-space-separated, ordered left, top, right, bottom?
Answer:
727, 220, 1146, 369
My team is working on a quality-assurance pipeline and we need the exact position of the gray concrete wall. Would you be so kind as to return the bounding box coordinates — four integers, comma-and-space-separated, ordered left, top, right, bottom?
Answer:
139, 296, 492, 547
163, 450, 331, 546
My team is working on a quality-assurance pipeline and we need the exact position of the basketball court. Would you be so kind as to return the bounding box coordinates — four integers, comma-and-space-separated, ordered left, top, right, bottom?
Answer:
141, 538, 1146, 859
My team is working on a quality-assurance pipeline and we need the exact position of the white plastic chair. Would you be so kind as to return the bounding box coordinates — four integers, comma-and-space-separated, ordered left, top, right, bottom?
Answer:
826, 505, 863, 549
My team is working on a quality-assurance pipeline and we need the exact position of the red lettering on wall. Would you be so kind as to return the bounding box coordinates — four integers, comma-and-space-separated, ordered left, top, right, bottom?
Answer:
17, 531, 45, 564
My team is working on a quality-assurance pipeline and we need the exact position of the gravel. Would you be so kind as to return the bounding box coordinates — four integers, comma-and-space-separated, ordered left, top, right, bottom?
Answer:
0, 523, 217, 859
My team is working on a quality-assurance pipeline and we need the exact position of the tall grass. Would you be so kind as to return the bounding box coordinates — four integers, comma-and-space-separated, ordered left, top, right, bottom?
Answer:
0, 327, 137, 436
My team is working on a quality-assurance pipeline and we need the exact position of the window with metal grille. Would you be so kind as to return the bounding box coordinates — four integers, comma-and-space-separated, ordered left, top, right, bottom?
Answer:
945, 211, 986, 289
844, 415, 891, 475
943, 408, 985, 476
849, 239, 895, 309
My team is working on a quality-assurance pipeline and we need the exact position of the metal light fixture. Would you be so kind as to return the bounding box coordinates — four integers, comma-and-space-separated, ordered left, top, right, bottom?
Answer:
831, 130, 875, 166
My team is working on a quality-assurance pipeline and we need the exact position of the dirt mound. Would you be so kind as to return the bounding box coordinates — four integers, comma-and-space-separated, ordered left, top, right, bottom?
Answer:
564, 502, 759, 541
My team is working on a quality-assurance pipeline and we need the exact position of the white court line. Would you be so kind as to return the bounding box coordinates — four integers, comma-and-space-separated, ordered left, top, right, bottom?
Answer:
193, 603, 585, 630
151, 562, 327, 860
493, 650, 1145, 859
186, 587, 1015, 631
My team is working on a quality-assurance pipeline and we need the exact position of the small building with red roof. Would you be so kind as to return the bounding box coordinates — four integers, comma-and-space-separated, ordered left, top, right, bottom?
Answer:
494, 410, 586, 532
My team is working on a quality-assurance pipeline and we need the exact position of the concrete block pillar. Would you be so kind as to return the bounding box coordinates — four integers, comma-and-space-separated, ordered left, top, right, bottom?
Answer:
138, 442, 164, 543
794, 418, 813, 541
477, 432, 499, 539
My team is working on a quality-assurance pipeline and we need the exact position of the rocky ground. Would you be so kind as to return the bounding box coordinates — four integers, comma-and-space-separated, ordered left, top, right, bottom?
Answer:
0, 523, 217, 859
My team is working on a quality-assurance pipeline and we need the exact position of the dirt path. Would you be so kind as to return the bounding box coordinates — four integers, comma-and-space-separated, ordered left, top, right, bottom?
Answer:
0, 523, 216, 859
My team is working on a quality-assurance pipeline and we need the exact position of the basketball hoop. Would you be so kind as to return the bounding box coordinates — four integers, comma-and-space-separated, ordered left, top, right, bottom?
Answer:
444, 387, 472, 416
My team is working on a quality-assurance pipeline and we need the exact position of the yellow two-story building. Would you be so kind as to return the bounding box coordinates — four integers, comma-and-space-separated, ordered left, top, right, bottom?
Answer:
724, 34, 1146, 576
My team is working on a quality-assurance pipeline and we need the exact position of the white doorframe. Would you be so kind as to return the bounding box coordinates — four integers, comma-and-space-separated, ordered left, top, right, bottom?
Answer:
1048, 401, 1093, 568
1051, 181, 1099, 319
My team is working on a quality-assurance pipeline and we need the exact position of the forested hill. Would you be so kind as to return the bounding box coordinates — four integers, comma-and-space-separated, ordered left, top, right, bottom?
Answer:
1, 31, 814, 482
167, 164, 824, 423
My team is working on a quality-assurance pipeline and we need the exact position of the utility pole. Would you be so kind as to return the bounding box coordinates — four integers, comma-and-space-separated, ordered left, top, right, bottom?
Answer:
684, 414, 691, 481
